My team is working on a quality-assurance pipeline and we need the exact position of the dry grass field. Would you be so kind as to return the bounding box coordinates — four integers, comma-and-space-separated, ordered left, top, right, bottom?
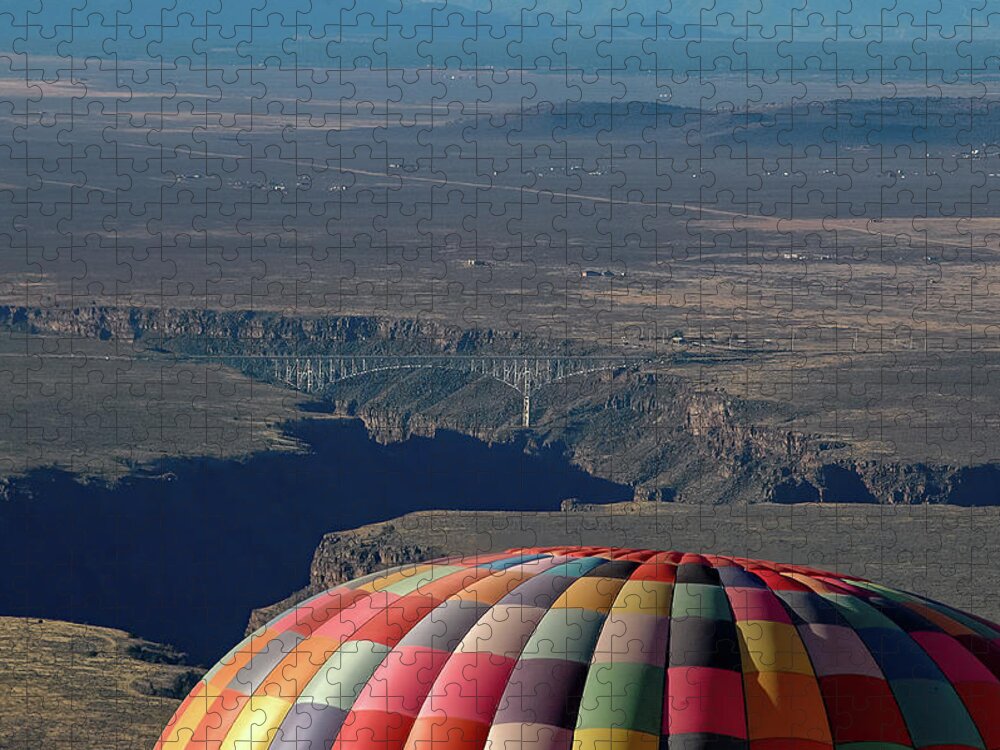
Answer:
0, 618, 197, 750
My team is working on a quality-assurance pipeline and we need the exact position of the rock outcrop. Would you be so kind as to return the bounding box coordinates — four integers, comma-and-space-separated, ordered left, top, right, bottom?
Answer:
246, 525, 441, 633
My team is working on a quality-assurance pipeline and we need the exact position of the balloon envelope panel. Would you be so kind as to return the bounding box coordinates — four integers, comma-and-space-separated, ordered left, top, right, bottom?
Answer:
157, 547, 1000, 750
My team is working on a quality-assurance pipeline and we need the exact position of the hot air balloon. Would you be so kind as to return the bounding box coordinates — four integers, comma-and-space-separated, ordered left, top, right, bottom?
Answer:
157, 547, 1000, 750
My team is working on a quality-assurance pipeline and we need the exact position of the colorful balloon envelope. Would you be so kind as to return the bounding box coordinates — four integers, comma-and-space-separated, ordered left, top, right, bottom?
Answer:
158, 547, 1000, 750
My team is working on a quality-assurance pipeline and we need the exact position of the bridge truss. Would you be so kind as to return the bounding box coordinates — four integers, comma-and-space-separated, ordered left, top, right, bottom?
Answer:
253, 354, 637, 427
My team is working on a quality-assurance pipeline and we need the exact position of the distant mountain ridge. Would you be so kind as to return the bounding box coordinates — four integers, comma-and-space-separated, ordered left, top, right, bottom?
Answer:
485, 96, 1000, 148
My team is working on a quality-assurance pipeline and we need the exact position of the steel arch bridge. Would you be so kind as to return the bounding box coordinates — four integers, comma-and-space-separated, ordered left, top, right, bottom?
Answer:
254, 354, 638, 427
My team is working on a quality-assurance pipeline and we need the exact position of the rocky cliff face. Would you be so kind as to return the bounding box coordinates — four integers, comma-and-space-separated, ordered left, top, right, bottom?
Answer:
0, 304, 535, 355
6, 303, 1000, 507
308, 525, 442, 590
246, 525, 441, 633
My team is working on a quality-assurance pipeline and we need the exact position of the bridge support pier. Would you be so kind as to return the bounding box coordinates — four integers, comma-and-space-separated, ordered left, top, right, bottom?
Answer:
521, 367, 533, 428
